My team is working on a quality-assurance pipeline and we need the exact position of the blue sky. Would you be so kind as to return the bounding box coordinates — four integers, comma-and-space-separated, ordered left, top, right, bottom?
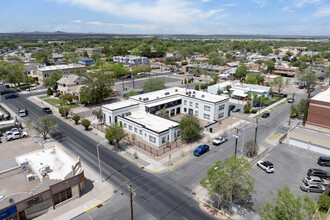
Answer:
1, 0, 330, 35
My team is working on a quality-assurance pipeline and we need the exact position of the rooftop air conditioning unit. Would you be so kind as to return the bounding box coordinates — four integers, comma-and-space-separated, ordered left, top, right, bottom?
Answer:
175, 89, 178, 92
139, 97, 142, 100
27, 174, 35, 182
192, 95, 195, 98
39, 165, 50, 173
165, 92, 169, 95
202, 95, 205, 98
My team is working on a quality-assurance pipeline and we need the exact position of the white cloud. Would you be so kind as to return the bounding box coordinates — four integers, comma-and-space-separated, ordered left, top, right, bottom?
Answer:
56, 0, 228, 33
85, 21, 157, 29
201, 0, 210, 2
295, 0, 322, 7
71, 20, 82, 23
282, 6, 294, 13
312, 5, 330, 17
251, 0, 266, 8
223, 4, 237, 7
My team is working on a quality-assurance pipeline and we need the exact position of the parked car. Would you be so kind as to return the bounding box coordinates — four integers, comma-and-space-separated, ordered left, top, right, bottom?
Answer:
26, 87, 37, 91
298, 85, 306, 89
42, 107, 53, 114
307, 88, 315, 93
303, 176, 330, 186
5, 85, 10, 88
193, 145, 209, 156
261, 113, 270, 118
307, 169, 329, 179
137, 72, 145, 77
300, 182, 326, 193
6, 131, 28, 141
212, 136, 228, 145
257, 161, 274, 173
318, 157, 330, 167
253, 102, 262, 107
232, 108, 241, 113
287, 98, 294, 103
19, 109, 27, 117
5, 94, 19, 99
229, 104, 235, 111
6, 128, 22, 135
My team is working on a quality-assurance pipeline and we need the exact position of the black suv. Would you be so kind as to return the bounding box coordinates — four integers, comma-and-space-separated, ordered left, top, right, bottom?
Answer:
307, 169, 329, 179
42, 107, 53, 114
318, 157, 330, 167
229, 105, 235, 111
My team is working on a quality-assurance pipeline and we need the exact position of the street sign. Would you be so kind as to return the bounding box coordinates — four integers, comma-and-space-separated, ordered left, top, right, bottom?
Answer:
233, 134, 240, 139
169, 154, 171, 159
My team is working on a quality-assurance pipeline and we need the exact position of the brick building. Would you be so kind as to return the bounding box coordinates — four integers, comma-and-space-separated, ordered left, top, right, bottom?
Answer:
307, 88, 330, 129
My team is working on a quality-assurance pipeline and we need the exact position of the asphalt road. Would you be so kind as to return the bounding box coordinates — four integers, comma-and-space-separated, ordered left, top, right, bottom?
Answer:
1, 88, 213, 220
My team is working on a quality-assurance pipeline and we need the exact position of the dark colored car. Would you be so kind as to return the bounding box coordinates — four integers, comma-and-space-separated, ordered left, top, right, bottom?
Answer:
5, 94, 19, 99
318, 157, 330, 167
193, 145, 209, 156
261, 113, 270, 118
5, 85, 10, 88
307, 169, 329, 179
253, 102, 261, 107
42, 107, 53, 114
299, 85, 306, 89
229, 105, 235, 111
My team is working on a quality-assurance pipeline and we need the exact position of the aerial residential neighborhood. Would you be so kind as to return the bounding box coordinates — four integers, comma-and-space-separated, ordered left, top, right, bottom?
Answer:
1, 1, 330, 220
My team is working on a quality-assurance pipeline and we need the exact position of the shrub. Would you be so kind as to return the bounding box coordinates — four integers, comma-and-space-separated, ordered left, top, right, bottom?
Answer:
72, 115, 80, 125
194, 84, 200, 90
47, 87, 53, 96
251, 109, 258, 114
181, 61, 188, 66
81, 119, 91, 130
244, 103, 252, 114
200, 83, 208, 90
134, 151, 139, 159
59, 106, 69, 117
184, 78, 187, 84
245, 140, 259, 157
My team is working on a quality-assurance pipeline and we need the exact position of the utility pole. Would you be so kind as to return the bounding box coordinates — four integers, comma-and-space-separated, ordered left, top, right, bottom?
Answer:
61, 97, 67, 119
127, 184, 134, 220
288, 93, 295, 126
233, 128, 241, 156
254, 117, 258, 147
302, 92, 311, 127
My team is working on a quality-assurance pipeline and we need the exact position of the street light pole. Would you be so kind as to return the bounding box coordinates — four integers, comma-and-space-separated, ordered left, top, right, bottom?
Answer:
96, 140, 108, 182
61, 97, 67, 119
254, 117, 258, 147
288, 93, 295, 126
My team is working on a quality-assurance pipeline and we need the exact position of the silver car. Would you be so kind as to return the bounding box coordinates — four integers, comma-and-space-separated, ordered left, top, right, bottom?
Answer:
303, 176, 330, 186
300, 182, 326, 193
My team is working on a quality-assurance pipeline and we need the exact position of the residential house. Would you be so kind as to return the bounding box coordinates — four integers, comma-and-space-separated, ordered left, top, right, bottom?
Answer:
78, 58, 94, 66
57, 74, 85, 101
273, 66, 299, 77
229, 83, 272, 99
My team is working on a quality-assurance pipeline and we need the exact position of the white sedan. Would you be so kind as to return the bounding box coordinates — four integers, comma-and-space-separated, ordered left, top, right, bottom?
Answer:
257, 161, 274, 173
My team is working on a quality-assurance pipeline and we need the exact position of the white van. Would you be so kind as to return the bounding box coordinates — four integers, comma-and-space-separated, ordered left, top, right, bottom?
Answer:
19, 109, 27, 117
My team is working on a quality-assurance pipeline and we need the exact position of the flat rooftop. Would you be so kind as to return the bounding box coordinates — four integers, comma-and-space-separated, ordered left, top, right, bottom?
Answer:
103, 100, 139, 111
130, 87, 228, 103
38, 64, 85, 71
311, 88, 330, 103
125, 111, 178, 132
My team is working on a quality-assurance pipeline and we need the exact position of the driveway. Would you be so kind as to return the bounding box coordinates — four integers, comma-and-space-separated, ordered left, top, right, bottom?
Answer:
251, 143, 330, 211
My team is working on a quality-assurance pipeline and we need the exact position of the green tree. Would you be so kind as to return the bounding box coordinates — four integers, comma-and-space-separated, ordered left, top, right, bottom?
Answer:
194, 84, 200, 90
235, 64, 248, 79
298, 70, 317, 89
245, 72, 264, 85
259, 185, 316, 220
105, 123, 127, 146
72, 115, 80, 125
191, 67, 205, 76
200, 156, 255, 211
81, 119, 91, 130
271, 76, 290, 95
31, 51, 49, 64
92, 109, 103, 123
47, 87, 53, 96
59, 106, 69, 117
5, 63, 25, 87
243, 102, 252, 114
264, 60, 275, 73
25, 76, 35, 86
210, 73, 219, 84
143, 78, 166, 92
178, 115, 202, 142
323, 66, 330, 85
125, 91, 139, 100
61, 93, 75, 104
294, 98, 308, 117
159, 107, 169, 118
43, 71, 63, 90
317, 193, 330, 213
91, 52, 101, 61
131, 48, 141, 56
26, 115, 57, 140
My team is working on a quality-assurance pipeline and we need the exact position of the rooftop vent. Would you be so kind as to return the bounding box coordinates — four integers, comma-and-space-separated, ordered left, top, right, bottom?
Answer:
175, 89, 178, 92
202, 95, 205, 98
193, 91, 195, 94
165, 92, 170, 95
139, 97, 142, 100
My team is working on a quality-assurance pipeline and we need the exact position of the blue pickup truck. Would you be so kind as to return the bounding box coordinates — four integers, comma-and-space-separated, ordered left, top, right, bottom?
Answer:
5, 94, 19, 99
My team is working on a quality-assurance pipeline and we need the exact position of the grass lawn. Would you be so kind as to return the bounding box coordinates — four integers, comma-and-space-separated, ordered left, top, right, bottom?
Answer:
39, 95, 50, 99
44, 98, 62, 106
40, 95, 80, 109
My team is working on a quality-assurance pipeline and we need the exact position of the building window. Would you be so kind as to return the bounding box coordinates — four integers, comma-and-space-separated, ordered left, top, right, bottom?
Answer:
129, 125, 132, 130
203, 114, 210, 120
218, 112, 224, 119
134, 127, 138, 133
184, 100, 187, 105
204, 105, 210, 111
162, 137, 166, 144
124, 123, 127, 128
195, 111, 198, 116
195, 103, 199, 108
53, 188, 72, 205
149, 135, 156, 143
189, 101, 193, 107
184, 108, 187, 113
219, 104, 225, 110
139, 130, 143, 135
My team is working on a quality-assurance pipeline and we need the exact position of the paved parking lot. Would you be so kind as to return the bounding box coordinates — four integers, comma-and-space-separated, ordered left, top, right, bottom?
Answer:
251, 143, 330, 211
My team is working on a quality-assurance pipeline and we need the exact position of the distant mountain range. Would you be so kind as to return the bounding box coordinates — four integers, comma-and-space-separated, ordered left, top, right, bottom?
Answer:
0, 31, 329, 40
